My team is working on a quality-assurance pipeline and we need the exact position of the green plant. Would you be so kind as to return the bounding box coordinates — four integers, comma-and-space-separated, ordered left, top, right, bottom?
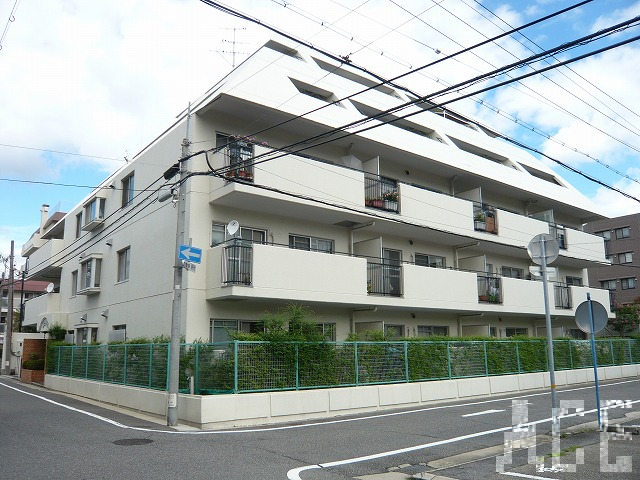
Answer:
611, 304, 640, 336
48, 322, 67, 341
383, 191, 398, 201
474, 213, 486, 221
22, 353, 45, 370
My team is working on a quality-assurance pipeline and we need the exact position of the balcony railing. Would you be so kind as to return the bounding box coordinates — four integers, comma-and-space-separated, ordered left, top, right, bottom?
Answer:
473, 203, 497, 234
554, 284, 571, 309
223, 142, 254, 182
222, 239, 253, 285
364, 173, 399, 213
477, 275, 501, 303
367, 261, 402, 296
549, 223, 567, 249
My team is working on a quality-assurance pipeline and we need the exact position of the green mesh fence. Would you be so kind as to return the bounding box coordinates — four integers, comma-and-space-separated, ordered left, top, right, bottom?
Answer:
47, 338, 640, 395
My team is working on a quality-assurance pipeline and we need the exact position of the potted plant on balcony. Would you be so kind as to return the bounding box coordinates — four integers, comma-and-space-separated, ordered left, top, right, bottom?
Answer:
474, 212, 486, 231
383, 190, 399, 210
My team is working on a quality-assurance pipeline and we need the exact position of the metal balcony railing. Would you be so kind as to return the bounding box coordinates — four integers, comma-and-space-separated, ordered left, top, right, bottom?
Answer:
473, 203, 497, 234
549, 223, 567, 249
554, 284, 572, 309
223, 142, 254, 182
364, 173, 399, 213
477, 275, 501, 303
222, 239, 253, 285
367, 261, 402, 296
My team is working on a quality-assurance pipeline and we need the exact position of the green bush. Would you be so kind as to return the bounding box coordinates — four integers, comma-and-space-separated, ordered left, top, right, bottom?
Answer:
22, 353, 45, 370
48, 323, 67, 341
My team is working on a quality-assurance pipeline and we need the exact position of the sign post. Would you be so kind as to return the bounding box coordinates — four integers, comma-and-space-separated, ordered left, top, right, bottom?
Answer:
575, 295, 608, 429
528, 233, 560, 435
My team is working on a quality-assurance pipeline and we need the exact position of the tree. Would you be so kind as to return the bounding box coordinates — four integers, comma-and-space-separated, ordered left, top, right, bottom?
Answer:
610, 304, 640, 337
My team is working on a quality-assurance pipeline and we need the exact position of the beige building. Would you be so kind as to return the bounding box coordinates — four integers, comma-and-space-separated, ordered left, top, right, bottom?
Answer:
22, 40, 613, 344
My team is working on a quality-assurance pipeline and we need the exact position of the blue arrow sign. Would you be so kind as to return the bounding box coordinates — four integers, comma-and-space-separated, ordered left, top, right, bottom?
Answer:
178, 245, 202, 264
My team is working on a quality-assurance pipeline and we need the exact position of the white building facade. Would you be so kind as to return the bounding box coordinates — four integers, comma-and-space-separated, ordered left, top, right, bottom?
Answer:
23, 40, 613, 344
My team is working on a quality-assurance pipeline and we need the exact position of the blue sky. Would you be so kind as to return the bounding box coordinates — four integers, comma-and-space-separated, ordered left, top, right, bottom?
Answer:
2, 0, 640, 266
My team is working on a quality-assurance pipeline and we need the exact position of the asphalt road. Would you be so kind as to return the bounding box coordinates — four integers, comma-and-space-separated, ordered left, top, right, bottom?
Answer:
0, 376, 638, 480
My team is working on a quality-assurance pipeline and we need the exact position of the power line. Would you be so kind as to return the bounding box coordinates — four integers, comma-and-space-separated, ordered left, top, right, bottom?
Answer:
0, 142, 122, 162
0, 177, 161, 191
0, 0, 20, 52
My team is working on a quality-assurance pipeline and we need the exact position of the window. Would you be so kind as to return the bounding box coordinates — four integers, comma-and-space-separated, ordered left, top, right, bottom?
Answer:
240, 321, 264, 334
79, 255, 102, 294
109, 324, 126, 342
505, 327, 528, 337
75, 213, 82, 238
417, 325, 449, 336
601, 279, 617, 290
384, 324, 404, 339
117, 247, 130, 282
71, 270, 78, 296
121, 173, 135, 207
501, 266, 524, 279
289, 235, 334, 253
314, 323, 336, 341
596, 230, 611, 241
621, 277, 636, 290
618, 252, 633, 264
606, 255, 616, 264
565, 276, 583, 286
210, 319, 238, 342
415, 254, 446, 268
615, 227, 630, 239
83, 197, 106, 231
211, 223, 266, 246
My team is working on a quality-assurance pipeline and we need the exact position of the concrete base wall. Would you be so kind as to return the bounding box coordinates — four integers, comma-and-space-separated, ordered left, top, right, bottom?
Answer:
45, 364, 640, 428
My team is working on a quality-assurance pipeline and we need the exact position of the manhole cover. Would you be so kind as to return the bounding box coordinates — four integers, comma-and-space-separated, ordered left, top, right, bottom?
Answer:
112, 438, 154, 446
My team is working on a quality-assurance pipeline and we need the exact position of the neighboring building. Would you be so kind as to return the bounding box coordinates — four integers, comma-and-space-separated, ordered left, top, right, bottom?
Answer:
585, 213, 640, 309
22, 40, 613, 344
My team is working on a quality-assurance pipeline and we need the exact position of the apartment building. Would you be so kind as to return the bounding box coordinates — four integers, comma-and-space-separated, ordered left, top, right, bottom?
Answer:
22, 40, 613, 344
585, 213, 640, 308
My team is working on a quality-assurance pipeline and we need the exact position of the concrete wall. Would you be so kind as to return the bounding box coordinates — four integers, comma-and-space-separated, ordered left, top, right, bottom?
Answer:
45, 364, 640, 429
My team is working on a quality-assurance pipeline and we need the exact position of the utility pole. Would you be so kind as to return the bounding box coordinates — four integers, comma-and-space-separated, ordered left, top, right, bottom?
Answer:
18, 265, 25, 332
167, 105, 191, 426
1, 241, 15, 375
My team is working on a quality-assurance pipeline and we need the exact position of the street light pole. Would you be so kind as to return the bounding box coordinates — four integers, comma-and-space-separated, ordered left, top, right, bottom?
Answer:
167, 107, 191, 426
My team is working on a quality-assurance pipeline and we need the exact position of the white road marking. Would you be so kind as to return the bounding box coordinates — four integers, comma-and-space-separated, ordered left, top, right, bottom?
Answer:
462, 409, 506, 417
286, 399, 640, 479
500, 472, 557, 479
0, 378, 637, 436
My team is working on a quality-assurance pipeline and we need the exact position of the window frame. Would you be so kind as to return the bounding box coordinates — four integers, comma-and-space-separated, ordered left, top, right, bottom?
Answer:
82, 196, 106, 231
78, 254, 102, 294
595, 230, 611, 241
71, 270, 78, 297
414, 253, 446, 268
615, 226, 630, 239
417, 325, 449, 336
501, 266, 524, 279
288, 234, 334, 254
601, 279, 617, 291
565, 276, 583, 286
618, 252, 633, 264
505, 327, 528, 337
621, 277, 636, 290
75, 213, 82, 239
211, 222, 267, 246
117, 246, 131, 283
121, 172, 135, 208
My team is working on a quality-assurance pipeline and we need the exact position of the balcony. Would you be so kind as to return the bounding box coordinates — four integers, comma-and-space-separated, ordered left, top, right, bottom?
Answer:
549, 223, 567, 249
25, 238, 65, 276
473, 203, 497, 234
221, 239, 253, 285
477, 275, 501, 303
222, 142, 254, 182
23, 292, 67, 329
554, 284, 572, 309
21, 236, 45, 257
364, 173, 398, 213
367, 261, 402, 296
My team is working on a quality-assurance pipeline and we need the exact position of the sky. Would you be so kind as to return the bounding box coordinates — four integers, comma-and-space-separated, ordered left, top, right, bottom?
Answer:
2, 0, 640, 269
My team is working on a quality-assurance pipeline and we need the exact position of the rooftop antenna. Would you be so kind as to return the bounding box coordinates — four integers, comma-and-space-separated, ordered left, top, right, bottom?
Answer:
216, 27, 249, 68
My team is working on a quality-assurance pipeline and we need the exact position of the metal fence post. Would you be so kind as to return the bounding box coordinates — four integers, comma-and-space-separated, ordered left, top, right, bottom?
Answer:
515, 341, 521, 374
56, 346, 61, 374
148, 343, 153, 388
629, 339, 633, 364
483, 341, 489, 376
70, 346, 75, 377
568, 340, 574, 369
123, 344, 128, 385
404, 341, 409, 382
610, 339, 615, 365
165, 343, 170, 390
233, 340, 238, 393
102, 346, 107, 382
194, 343, 199, 394
295, 343, 299, 390
85, 346, 89, 379
354, 342, 359, 385
447, 342, 452, 379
